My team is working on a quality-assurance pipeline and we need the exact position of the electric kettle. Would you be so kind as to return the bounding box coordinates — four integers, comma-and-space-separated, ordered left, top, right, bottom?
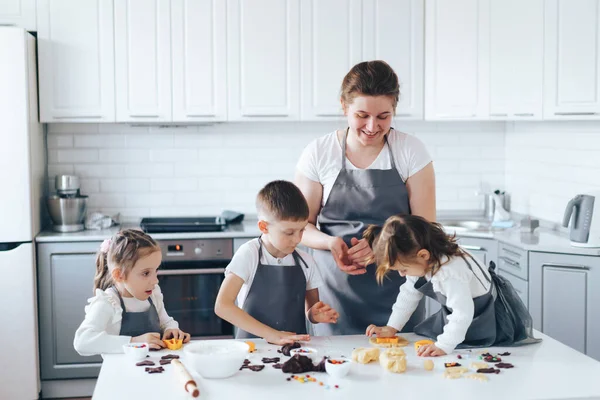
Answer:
562, 193, 600, 248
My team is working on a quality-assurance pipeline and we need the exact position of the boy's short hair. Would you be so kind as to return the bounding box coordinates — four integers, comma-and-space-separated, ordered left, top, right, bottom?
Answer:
256, 180, 309, 221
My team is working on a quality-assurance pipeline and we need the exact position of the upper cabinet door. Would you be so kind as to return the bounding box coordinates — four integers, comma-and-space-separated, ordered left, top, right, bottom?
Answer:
37, 0, 115, 122
362, 0, 424, 120
489, 0, 544, 120
544, 0, 600, 119
115, 0, 172, 122
425, 0, 490, 120
300, 0, 362, 120
227, 0, 300, 121
0, 0, 36, 31
171, 0, 227, 122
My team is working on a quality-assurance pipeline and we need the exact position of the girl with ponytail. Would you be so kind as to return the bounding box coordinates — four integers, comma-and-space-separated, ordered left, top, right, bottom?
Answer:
74, 229, 190, 355
364, 214, 540, 357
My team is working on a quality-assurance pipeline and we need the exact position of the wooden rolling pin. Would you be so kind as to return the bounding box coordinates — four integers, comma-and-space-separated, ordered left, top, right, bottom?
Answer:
172, 359, 200, 398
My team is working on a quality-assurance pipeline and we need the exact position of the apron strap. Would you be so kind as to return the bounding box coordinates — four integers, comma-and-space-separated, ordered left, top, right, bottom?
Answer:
341, 127, 400, 174
460, 253, 491, 291
341, 128, 349, 170
112, 285, 127, 311
292, 250, 309, 269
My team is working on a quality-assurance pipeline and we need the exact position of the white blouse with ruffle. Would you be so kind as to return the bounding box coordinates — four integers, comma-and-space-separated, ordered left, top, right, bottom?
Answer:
73, 286, 179, 356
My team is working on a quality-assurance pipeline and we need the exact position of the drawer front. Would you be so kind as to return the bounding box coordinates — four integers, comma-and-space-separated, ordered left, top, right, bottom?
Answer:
499, 270, 529, 309
498, 242, 528, 280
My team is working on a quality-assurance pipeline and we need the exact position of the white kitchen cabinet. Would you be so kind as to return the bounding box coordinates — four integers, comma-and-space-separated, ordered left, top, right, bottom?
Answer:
300, 0, 362, 120
0, 0, 36, 30
171, 0, 227, 122
544, 0, 600, 119
361, 0, 424, 119
227, 0, 300, 121
530, 252, 600, 361
115, 0, 172, 122
489, 0, 544, 120
425, 0, 490, 120
37, 0, 115, 122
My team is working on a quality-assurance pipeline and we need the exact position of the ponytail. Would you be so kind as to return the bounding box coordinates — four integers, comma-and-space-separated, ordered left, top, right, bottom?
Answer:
93, 251, 112, 292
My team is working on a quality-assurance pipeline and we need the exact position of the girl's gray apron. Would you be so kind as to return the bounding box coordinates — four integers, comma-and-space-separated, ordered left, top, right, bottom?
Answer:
115, 288, 162, 337
414, 253, 541, 348
236, 238, 309, 339
312, 128, 426, 335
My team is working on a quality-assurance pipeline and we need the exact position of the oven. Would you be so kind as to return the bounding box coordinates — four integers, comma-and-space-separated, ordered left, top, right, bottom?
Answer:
156, 238, 234, 339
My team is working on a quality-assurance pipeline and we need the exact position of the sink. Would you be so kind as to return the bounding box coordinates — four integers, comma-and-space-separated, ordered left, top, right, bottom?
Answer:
439, 220, 492, 233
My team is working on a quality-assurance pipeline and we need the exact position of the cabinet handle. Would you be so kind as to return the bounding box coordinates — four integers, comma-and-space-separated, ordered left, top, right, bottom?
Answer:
500, 256, 520, 268
436, 114, 476, 119
554, 112, 599, 116
501, 247, 522, 259
513, 113, 535, 117
490, 113, 508, 117
158, 268, 225, 276
541, 263, 589, 271
395, 113, 412, 117
129, 114, 160, 118
53, 115, 102, 119
462, 245, 485, 251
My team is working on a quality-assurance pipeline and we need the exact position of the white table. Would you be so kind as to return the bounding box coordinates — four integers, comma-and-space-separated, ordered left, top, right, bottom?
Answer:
93, 332, 600, 400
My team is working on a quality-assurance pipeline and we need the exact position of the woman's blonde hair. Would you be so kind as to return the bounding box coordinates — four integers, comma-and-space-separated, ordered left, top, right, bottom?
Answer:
363, 214, 463, 284
94, 229, 160, 292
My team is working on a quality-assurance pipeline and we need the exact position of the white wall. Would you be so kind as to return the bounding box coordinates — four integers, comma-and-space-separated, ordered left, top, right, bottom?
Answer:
505, 121, 600, 224
46, 121, 505, 222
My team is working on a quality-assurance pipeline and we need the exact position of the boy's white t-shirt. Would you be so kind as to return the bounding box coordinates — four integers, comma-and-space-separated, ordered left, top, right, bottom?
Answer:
296, 129, 432, 206
225, 238, 323, 309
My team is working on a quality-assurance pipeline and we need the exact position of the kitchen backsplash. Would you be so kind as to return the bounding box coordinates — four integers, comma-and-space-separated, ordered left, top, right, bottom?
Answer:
46, 121, 506, 222
506, 121, 600, 224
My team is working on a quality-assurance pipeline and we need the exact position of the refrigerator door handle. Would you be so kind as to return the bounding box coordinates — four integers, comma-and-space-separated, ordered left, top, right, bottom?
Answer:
0, 242, 29, 252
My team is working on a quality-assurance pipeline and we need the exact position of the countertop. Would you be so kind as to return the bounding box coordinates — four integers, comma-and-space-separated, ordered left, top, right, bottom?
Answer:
36, 218, 600, 257
92, 332, 600, 400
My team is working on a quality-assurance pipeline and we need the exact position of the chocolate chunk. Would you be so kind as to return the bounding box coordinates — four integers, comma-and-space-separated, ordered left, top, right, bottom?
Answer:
145, 367, 164, 374
159, 359, 172, 365
281, 354, 314, 374
444, 362, 461, 368
477, 368, 501, 374
313, 357, 327, 373
483, 355, 502, 363
496, 363, 514, 369
135, 360, 155, 366
261, 357, 280, 364
248, 365, 265, 372
239, 364, 249, 370
272, 363, 283, 369
280, 342, 301, 356
243, 359, 251, 365
457, 355, 462, 359
161, 354, 180, 360
481, 352, 492, 357
498, 352, 511, 356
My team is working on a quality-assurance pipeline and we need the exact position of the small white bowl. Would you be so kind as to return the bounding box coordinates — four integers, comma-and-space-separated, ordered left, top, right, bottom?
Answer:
290, 347, 319, 362
122, 343, 149, 361
325, 357, 352, 378
184, 340, 249, 379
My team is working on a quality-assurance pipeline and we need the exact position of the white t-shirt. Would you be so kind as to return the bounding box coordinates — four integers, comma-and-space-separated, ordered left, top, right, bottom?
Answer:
225, 238, 323, 309
296, 129, 432, 206
387, 250, 492, 355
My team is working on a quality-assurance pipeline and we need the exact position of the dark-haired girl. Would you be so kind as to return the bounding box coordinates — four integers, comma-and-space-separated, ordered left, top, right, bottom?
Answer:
364, 214, 540, 357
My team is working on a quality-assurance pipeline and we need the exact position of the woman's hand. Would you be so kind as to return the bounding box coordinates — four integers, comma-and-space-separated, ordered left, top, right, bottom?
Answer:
365, 324, 398, 338
348, 237, 375, 267
264, 331, 310, 346
328, 237, 366, 275
131, 332, 165, 350
417, 343, 447, 357
162, 328, 191, 343
308, 301, 339, 324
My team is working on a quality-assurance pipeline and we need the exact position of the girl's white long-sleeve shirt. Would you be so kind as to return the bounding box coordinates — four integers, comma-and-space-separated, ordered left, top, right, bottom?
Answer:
73, 286, 179, 356
386, 252, 492, 355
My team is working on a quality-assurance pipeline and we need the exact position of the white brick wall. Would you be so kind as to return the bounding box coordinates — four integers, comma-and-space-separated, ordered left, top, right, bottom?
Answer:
505, 121, 600, 223
46, 121, 505, 221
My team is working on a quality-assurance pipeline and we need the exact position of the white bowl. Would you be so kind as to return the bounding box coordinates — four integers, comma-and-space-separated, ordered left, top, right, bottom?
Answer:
289, 347, 319, 362
184, 340, 249, 379
325, 357, 352, 378
122, 343, 149, 361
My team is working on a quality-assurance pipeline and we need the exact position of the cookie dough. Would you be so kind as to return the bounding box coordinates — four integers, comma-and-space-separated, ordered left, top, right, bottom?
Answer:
369, 336, 409, 348
466, 373, 489, 382
379, 349, 407, 373
470, 362, 489, 370
423, 359, 434, 371
352, 347, 380, 364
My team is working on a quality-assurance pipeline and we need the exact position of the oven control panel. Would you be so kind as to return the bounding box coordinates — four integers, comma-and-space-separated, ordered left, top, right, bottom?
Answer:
158, 239, 233, 261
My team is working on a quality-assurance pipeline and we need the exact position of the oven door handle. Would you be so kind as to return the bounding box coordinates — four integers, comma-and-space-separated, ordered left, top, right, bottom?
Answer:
158, 268, 226, 276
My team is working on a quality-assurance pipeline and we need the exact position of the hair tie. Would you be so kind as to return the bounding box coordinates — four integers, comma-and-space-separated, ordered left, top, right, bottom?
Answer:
100, 239, 111, 254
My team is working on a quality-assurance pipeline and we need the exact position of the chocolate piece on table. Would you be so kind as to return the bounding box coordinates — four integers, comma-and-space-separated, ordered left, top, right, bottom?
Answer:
272, 363, 283, 369
483, 355, 502, 363
498, 352, 511, 356
248, 365, 265, 372
477, 368, 501, 374
280, 342, 301, 357
313, 357, 327, 373
261, 357, 280, 364
145, 367, 165, 374
135, 360, 155, 367
445, 362, 461, 368
159, 359, 172, 365
281, 354, 314, 374
496, 363, 514, 369
161, 354, 180, 360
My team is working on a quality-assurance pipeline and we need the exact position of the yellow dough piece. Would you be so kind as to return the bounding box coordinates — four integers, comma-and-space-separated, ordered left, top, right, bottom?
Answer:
423, 359, 434, 371
470, 362, 489, 370
369, 336, 409, 348
379, 349, 407, 373
245, 341, 256, 353
351, 347, 380, 364
445, 366, 469, 375
466, 373, 489, 382
414, 339, 434, 351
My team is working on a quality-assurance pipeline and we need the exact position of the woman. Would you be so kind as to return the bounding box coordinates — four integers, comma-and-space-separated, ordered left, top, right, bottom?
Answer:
294, 60, 436, 335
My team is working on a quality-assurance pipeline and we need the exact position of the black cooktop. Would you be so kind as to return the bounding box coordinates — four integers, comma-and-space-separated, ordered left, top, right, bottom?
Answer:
140, 217, 227, 233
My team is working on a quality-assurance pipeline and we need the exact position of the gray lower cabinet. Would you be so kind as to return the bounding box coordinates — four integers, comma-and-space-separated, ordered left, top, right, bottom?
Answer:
529, 251, 600, 361
37, 241, 103, 380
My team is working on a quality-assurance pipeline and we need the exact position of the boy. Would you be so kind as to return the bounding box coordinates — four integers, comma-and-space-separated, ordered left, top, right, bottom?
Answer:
215, 180, 339, 345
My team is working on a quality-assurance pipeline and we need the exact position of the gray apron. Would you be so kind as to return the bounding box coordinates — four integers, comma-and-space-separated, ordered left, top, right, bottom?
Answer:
413, 253, 498, 348
115, 288, 162, 337
236, 238, 309, 339
312, 128, 426, 336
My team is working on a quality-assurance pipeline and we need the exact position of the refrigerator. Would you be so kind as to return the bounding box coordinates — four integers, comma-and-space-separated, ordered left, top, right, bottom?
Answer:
0, 27, 44, 400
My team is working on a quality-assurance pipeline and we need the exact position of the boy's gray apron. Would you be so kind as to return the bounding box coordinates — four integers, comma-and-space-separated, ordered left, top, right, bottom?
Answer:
115, 288, 162, 337
312, 128, 426, 335
236, 238, 308, 339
